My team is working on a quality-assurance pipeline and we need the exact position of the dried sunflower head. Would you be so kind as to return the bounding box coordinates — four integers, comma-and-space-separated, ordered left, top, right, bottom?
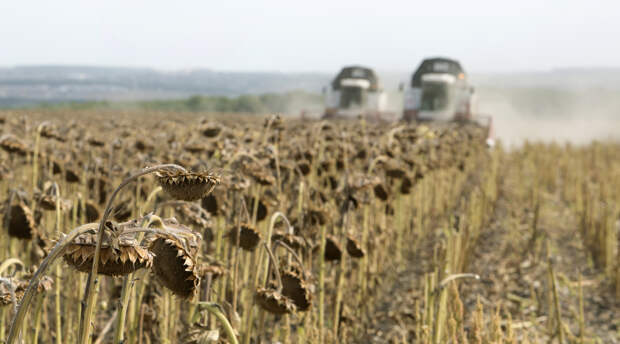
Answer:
263, 114, 284, 131
0, 163, 13, 181
35, 182, 69, 211
87, 136, 105, 147
111, 198, 133, 222
39, 123, 64, 141
271, 232, 306, 252
157, 218, 203, 256
198, 262, 227, 281
156, 170, 220, 201
0, 134, 29, 156
306, 206, 329, 227
355, 147, 367, 160
322, 235, 342, 262
34, 193, 57, 212
296, 160, 311, 176
69, 200, 100, 223
219, 173, 250, 192
64, 165, 81, 183
242, 161, 275, 186
149, 236, 199, 298
346, 173, 381, 191
7, 202, 37, 240
255, 287, 296, 315
245, 196, 269, 222
174, 203, 212, 232
226, 223, 262, 251
280, 267, 312, 311
346, 235, 365, 258
399, 175, 413, 195
201, 193, 223, 216
373, 183, 389, 201
383, 158, 408, 179
200, 122, 222, 138
1, 276, 53, 307
318, 160, 332, 174
63, 233, 153, 276
134, 139, 154, 152
184, 142, 206, 154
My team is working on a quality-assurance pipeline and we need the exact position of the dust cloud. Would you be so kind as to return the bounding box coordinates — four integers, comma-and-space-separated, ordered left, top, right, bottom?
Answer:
477, 86, 620, 147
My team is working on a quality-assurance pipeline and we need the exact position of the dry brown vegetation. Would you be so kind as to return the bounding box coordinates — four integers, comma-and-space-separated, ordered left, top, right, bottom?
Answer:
0, 109, 618, 343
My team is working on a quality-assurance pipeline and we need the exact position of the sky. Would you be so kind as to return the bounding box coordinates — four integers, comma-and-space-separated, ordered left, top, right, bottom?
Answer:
0, 0, 618, 73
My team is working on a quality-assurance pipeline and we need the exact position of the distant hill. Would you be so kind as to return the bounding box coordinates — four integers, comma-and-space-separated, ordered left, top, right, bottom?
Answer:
0, 65, 331, 107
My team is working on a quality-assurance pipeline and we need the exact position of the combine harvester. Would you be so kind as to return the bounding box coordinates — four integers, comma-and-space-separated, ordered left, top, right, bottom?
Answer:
401, 57, 495, 146
322, 66, 394, 121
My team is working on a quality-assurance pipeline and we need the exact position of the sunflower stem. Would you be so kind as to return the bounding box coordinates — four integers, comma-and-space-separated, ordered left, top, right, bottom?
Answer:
32, 293, 44, 343
318, 224, 327, 344
197, 302, 239, 344
0, 259, 24, 276
6, 222, 99, 344
243, 211, 288, 344
78, 164, 186, 344
333, 209, 349, 339
113, 215, 172, 343
263, 242, 283, 292
1, 307, 6, 343
53, 181, 63, 344
31, 122, 45, 193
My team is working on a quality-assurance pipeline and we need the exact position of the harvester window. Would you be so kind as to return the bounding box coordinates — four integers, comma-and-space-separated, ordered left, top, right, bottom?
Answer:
420, 83, 449, 111
351, 69, 366, 78
340, 87, 365, 108
433, 62, 450, 72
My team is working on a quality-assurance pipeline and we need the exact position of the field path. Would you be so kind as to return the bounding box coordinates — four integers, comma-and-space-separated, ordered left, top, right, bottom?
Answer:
458, 154, 620, 342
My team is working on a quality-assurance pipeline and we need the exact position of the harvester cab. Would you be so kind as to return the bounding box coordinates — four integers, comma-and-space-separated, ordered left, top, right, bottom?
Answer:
402, 57, 495, 146
323, 66, 388, 120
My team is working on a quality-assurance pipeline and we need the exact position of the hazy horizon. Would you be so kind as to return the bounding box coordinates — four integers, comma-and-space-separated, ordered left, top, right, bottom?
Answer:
1, 1, 619, 73
2, 64, 620, 75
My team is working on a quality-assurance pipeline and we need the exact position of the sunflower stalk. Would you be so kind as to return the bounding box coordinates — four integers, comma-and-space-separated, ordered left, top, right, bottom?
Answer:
53, 182, 63, 344
0, 259, 24, 277
196, 302, 239, 344
242, 211, 290, 344
6, 222, 100, 344
318, 223, 327, 344
333, 204, 350, 339
255, 241, 284, 343
112, 214, 163, 343
32, 293, 44, 343
78, 164, 186, 344
0, 307, 6, 343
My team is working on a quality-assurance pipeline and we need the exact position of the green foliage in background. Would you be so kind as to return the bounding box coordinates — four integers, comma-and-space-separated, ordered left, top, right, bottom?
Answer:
31, 91, 322, 114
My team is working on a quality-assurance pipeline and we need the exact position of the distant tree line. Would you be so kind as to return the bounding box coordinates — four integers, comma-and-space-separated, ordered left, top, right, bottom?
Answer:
138, 91, 322, 113
28, 91, 322, 114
